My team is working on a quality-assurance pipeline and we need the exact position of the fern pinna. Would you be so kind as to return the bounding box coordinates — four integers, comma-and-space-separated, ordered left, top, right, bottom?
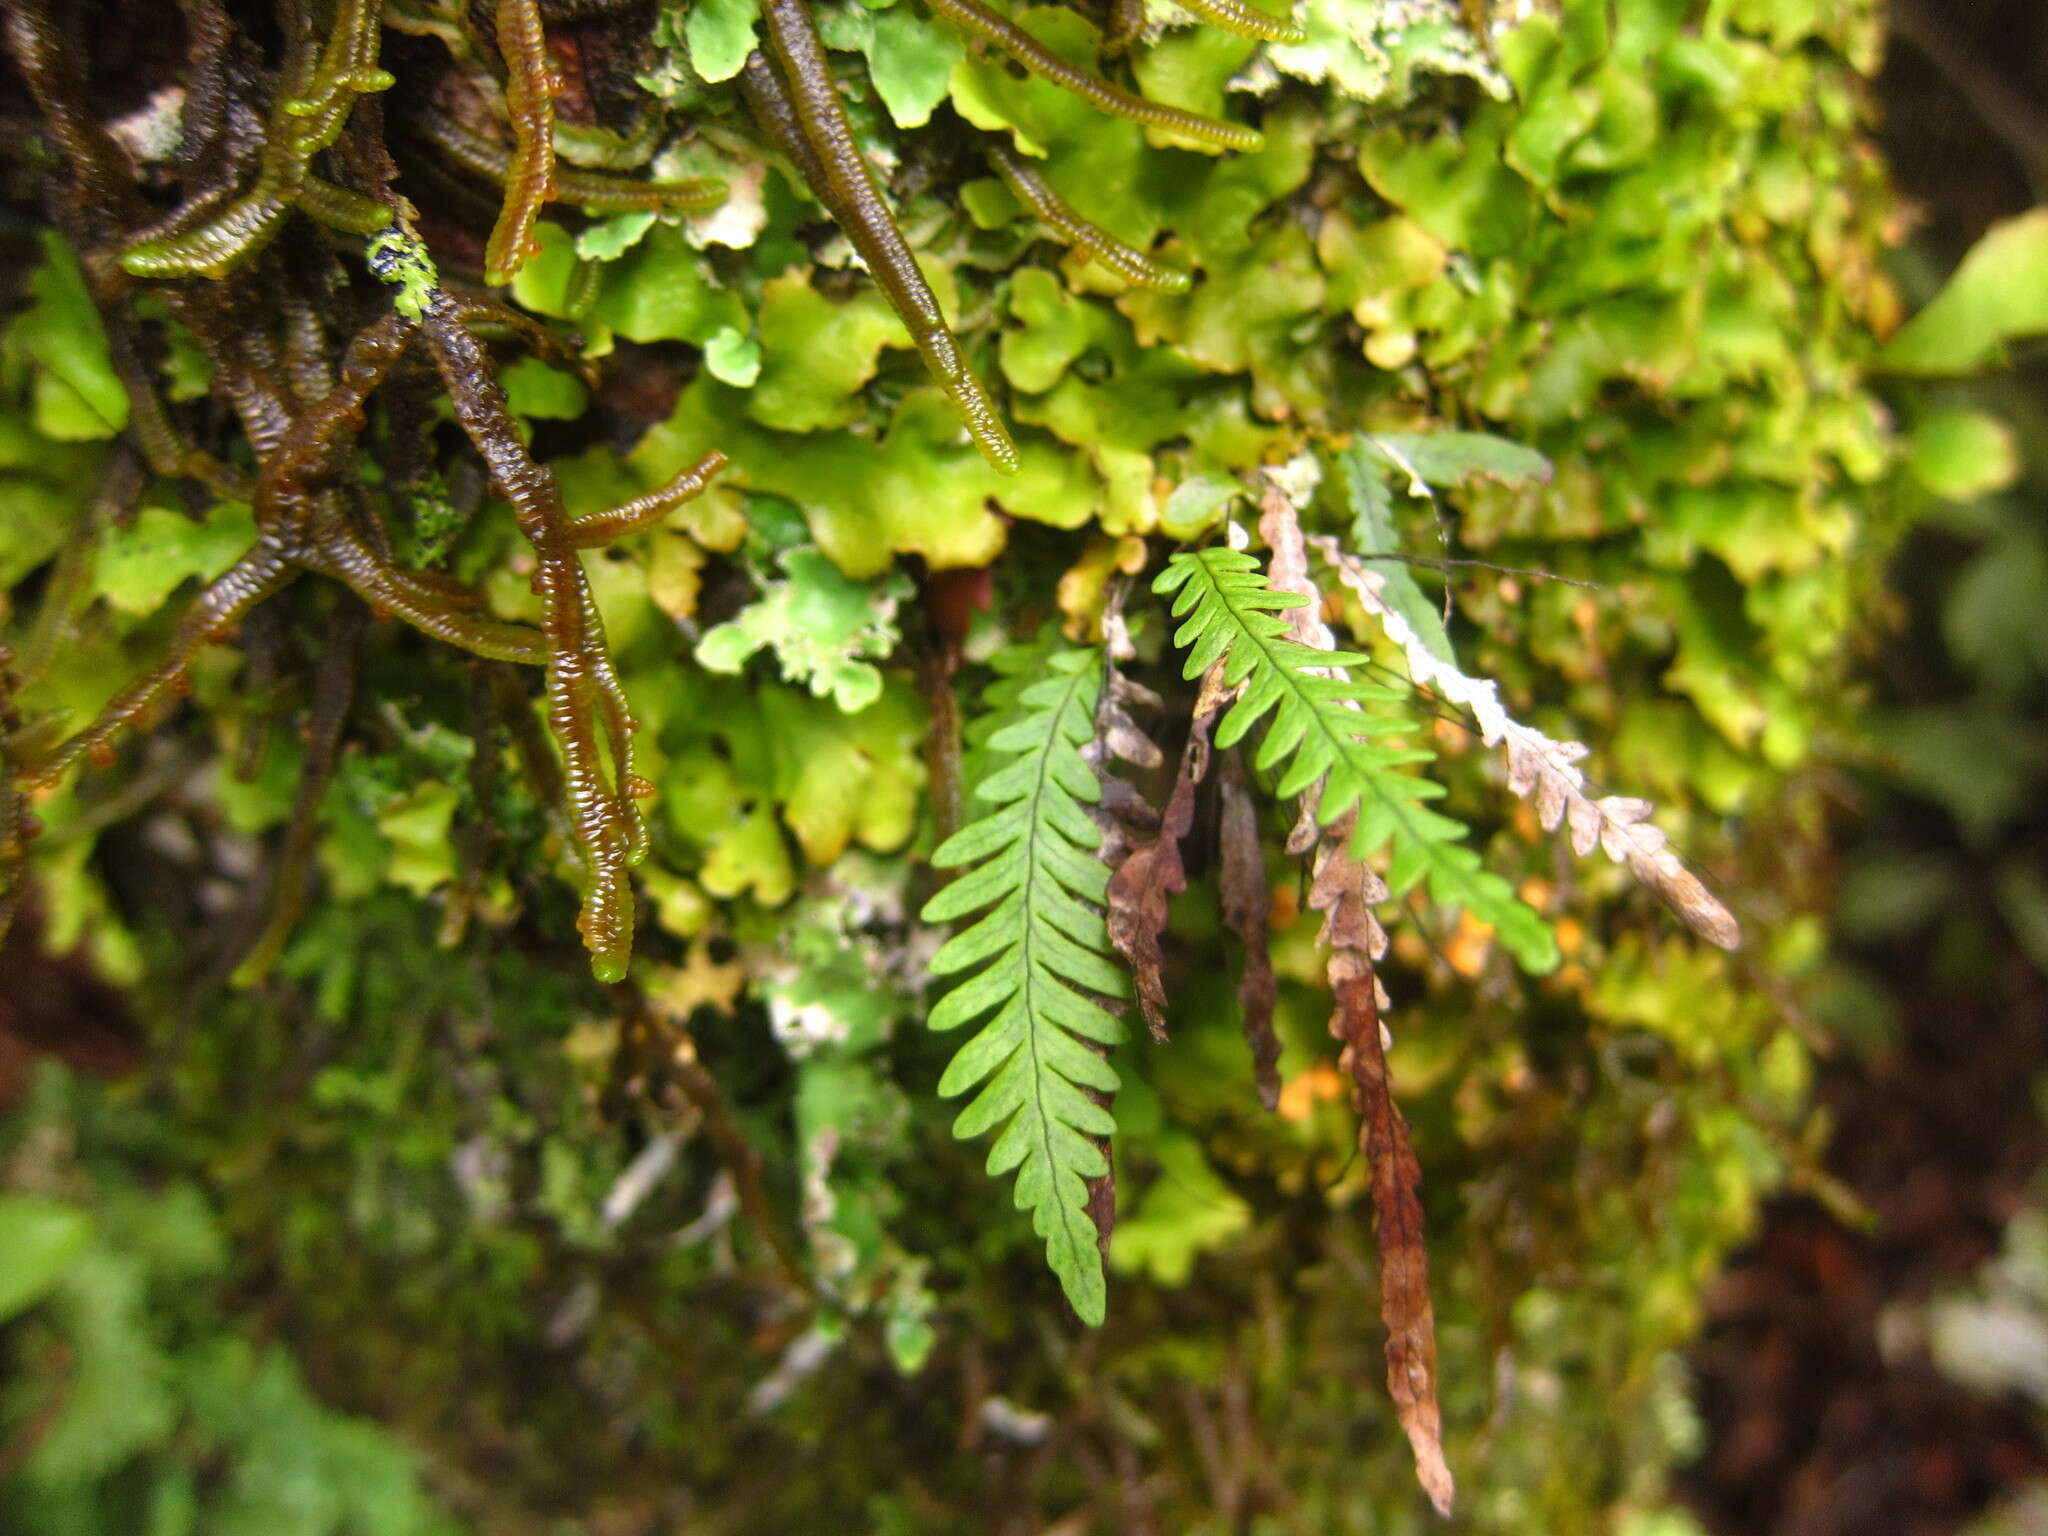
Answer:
1155, 548, 1558, 972
920, 645, 1126, 1323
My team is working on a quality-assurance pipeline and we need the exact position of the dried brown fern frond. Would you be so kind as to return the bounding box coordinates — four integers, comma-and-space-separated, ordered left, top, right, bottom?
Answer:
1306, 535, 1741, 950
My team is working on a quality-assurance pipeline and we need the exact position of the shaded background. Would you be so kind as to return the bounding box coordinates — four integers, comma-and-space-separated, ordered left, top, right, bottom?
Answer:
1681, 2, 2048, 1531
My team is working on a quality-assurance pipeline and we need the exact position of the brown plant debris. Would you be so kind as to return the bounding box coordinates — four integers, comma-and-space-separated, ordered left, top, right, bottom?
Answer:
1256, 482, 1341, 656
1077, 621, 1168, 1259
1217, 747, 1280, 1110
1097, 671, 1167, 773
1088, 633, 1165, 844
609, 978, 813, 1299
1306, 534, 1740, 950
1329, 945, 1454, 1518
1257, 480, 1451, 1511
485, 0, 560, 285
1106, 660, 1233, 1042
1305, 812, 1391, 966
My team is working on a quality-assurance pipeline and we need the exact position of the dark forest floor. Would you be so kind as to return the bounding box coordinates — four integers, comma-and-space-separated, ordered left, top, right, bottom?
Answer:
1681, 970, 2048, 1534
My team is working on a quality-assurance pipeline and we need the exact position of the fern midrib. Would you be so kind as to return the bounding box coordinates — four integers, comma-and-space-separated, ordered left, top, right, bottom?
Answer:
1012, 660, 1096, 1231
1200, 557, 1443, 864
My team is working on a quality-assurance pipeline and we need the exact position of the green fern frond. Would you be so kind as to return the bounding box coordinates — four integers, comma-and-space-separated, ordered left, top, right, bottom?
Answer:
920, 644, 1126, 1324
1155, 549, 1558, 973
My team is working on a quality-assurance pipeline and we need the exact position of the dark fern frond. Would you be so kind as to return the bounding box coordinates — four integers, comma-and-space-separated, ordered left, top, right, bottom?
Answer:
1155, 549, 1558, 973
921, 645, 1125, 1324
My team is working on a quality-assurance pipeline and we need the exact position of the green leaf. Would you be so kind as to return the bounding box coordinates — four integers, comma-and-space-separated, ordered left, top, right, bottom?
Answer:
592, 223, 748, 346
1907, 409, 2020, 501
884, 1275, 937, 1374
1160, 474, 1244, 540
764, 676, 926, 864
575, 209, 658, 263
920, 644, 1125, 1324
134, 298, 215, 401
1882, 210, 2048, 375
375, 783, 463, 896
703, 325, 762, 387
1108, 1133, 1250, 1286
1361, 430, 1553, 490
1357, 110, 1532, 257
0, 429, 80, 587
0, 1196, 94, 1322
24, 1245, 179, 1482
507, 221, 584, 316
94, 502, 259, 617
1943, 529, 2048, 693
502, 355, 589, 419
1260, 0, 1507, 105
1155, 549, 1557, 972
866, 7, 963, 128
1878, 702, 2036, 846
746, 271, 910, 432
684, 0, 757, 83
697, 546, 913, 713
1996, 862, 2048, 976
1337, 428, 1549, 667
634, 378, 1098, 577
5, 232, 129, 440
1338, 444, 1455, 665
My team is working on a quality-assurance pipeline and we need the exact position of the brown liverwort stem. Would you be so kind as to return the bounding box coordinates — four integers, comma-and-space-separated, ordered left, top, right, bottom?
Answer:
746, 9, 1020, 472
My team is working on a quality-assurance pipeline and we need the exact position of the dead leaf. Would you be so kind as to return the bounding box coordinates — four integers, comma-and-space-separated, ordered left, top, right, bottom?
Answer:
1308, 817, 1444, 1511
1329, 947, 1454, 1517
1257, 483, 1339, 655
1221, 480, 1452, 1508
1305, 812, 1390, 962
1257, 490, 1450, 1514
1308, 532, 1740, 951
1086, 638, 1164, 846
1106, 661, 1232, 1041
1218, 748, 1280, 1110
1076, 630, 1156, 1268
1098, 774, 1161, 835
1100, 678, 1166, 770
1093, 579, 1164, 774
